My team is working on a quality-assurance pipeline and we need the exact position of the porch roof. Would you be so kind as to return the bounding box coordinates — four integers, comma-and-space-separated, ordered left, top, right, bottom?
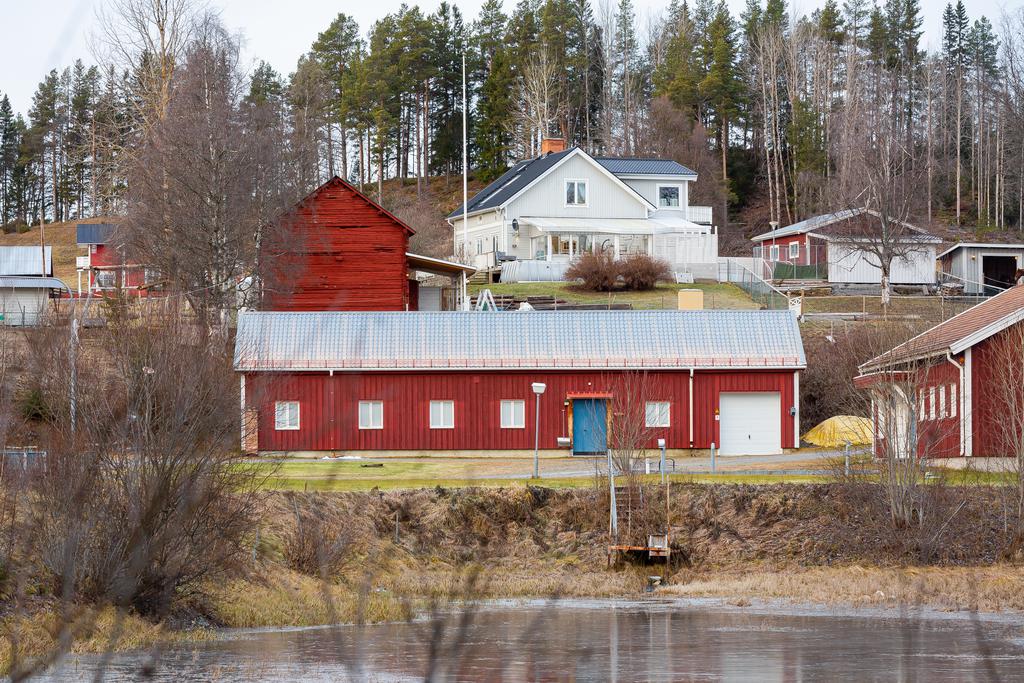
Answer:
519, 216, 708, 236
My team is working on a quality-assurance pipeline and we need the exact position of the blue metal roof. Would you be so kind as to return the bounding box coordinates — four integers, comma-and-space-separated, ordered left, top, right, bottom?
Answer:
76, 223, 116, 245
593, 157, 697, 176
0, 246, 51, 276
234, 310, 806, 371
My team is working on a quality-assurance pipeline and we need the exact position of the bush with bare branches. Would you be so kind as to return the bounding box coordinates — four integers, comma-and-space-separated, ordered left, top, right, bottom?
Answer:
566, 253, 672, 292
17, 311, 264, 618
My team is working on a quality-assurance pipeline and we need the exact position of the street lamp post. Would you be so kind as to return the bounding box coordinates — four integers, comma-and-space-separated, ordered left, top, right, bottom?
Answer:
532, 382, 546, 478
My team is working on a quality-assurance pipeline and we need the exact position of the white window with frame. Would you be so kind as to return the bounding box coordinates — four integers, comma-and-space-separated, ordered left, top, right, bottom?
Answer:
143, 267, 161, 285
430, 400, 455, 429
938, 385, 947, 419
274, 401, 300, 430
95, 270, 116, 288
949, 384, 957, 418
645, 401, 671, 428
918, 392, 926, 422
564, 179, 588, 206
476, 238, 483, 255
753, 245, 763, 258
657, 184, 682, 209
929, 386, 936, 421
769, 245, 780, 261
500, 400, 525, 429
788, 242, 799, 259
358, 400, 383, 430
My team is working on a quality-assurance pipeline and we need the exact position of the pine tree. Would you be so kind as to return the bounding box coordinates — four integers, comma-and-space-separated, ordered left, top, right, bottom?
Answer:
475, 49, 517, 180
311, 14, 363, 179
0, 95, 16, 224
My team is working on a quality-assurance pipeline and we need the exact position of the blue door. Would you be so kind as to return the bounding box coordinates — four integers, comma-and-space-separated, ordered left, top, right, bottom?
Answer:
573, 399, 607, 455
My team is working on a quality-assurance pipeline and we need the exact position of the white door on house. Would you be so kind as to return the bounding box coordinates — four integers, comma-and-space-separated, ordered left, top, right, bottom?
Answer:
719, 392, 782, 456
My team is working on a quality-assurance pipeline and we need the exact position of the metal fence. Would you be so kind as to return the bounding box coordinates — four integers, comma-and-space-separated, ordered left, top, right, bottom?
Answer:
718, 258, 790, 310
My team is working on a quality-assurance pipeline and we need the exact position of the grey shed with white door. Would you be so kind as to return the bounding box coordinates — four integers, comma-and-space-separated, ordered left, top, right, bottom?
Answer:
938, 243, 1024, 295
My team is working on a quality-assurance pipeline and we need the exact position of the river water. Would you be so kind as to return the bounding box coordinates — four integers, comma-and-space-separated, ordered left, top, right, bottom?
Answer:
37, 599, 1024, 682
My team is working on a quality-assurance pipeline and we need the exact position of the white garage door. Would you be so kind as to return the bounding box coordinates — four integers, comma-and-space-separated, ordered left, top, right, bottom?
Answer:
719, 392, 782, 456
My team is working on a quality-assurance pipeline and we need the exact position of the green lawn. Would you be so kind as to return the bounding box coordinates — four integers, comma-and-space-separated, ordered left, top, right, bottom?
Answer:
254, 460, 830, 492
471, 282, 758, 310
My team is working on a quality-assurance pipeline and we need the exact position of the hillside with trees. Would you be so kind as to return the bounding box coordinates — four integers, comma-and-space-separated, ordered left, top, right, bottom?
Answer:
0, 0, 1022, 260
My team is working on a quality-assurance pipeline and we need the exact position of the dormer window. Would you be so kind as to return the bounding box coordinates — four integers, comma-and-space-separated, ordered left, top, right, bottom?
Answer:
565, 179, 588, 206
658, 184, 682, 208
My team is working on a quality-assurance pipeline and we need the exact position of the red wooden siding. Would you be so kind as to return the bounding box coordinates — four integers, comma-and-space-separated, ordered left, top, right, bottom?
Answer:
245, 369, 798, 452
915, 360, 961, 458
263, 177, 412, 311
972, 325, 1024, 457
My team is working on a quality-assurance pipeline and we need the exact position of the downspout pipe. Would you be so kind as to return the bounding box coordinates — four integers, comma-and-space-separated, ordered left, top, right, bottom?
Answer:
945, 351, 966, 457
688, 368, 695, 448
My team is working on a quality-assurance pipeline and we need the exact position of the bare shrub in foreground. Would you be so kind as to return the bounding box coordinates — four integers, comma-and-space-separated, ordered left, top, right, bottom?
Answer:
566, 251, 619, 291
618, 254, 672, 291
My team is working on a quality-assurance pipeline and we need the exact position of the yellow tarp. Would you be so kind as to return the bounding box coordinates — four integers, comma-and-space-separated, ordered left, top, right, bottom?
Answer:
802, 415, 873, 447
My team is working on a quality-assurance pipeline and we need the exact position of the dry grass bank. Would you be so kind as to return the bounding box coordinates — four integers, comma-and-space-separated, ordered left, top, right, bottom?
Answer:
0, 604, 210, 676
663, 565, 1024, 613
6, 482, 1024, 674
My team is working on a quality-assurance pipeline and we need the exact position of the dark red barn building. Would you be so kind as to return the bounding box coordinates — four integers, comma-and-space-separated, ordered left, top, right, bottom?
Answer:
856, 284, 1024, 458
262, 177, 472, 312
234, 309, 806, 457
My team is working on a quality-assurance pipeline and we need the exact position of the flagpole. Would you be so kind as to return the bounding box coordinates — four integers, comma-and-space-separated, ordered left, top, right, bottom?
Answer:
461, 51, 469, 310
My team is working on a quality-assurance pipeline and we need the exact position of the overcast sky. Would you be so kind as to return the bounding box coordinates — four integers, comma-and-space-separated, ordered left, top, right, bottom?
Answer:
0, 0, 1015, 116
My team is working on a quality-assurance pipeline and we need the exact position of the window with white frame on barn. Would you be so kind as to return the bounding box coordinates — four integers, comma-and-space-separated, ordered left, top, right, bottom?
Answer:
938, 385, 947, 419
565, 179, 588, 206
753, 245, 762, 258
95, 270, 116, 288
949, 385, 957, 418
657, 184, 681, 208
358, 401, 383, 430
274, 401, 300, 430
789, 242, 799, 259
769, 245, 780, 261
500, 400, 525, 429
919, 392, 926, 422
645, 401, 671, 428
430, 400, 455, 429
929, 386, 936, 421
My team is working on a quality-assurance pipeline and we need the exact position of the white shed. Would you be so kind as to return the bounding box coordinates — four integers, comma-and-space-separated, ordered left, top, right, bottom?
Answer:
0, 277, 68, 326
822, 237, 938, 286
937, 243, 1024, 295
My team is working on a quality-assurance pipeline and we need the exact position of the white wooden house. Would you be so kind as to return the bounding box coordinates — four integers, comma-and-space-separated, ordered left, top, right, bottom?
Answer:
447, 140, 717, 280
937, 243, 1024, 295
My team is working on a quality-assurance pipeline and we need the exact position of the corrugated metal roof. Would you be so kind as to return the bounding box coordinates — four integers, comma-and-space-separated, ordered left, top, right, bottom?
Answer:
753, 208, 939, 243
234, 310, 806, 371
0, 247, 52, 276
593, 157, 697, 176
937, 242, 1024, 259
752, 209, 864, 241
860, 284, 1024, 370
0, 276, 68, 290
76, 223, 116, 245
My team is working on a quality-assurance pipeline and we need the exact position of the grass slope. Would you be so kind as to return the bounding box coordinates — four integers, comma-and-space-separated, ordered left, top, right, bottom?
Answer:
0, 218, 112, 288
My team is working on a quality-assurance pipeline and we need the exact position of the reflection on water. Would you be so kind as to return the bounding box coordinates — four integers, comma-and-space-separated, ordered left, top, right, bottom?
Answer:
39, 599, 1024, 682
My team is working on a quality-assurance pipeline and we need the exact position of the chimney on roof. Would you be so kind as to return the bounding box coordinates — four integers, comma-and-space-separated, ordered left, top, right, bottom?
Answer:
541, 137, 566, 155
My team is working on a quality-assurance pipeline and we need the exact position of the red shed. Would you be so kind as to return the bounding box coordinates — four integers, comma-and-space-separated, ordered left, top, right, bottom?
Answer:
856, 284, 1024, 458
76, 223, 161, 296
234, 309, 806, 457
262, 177, 472, 312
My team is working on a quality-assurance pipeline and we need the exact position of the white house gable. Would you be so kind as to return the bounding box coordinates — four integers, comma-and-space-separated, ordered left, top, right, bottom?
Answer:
505, 153, 650, 220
